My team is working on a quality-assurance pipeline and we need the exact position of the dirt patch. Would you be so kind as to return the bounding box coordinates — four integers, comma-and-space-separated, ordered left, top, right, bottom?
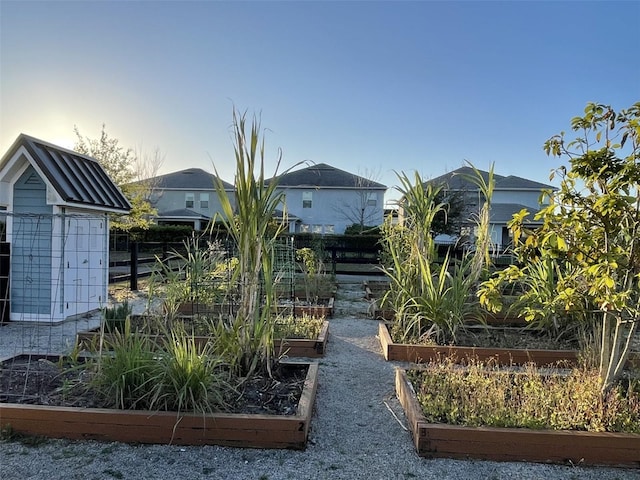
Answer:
0, 355, 306, 415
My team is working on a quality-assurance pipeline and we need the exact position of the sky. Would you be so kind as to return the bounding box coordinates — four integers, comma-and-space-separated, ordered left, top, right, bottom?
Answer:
1, 0, 639, 205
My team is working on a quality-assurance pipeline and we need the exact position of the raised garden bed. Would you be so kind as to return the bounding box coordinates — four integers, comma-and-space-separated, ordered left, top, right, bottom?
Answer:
175, 302, 240, 316
275, 297, 335, 318
76, 320, 330, 358
0, 354, 319, 449
395, 367, 640, 466
379, 322, 640, 367
275, 320, 330, 358
379, 321, 578, 366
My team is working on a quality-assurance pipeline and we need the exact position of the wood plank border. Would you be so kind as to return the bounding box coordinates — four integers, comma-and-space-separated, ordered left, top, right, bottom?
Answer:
380, 321, 580, 366
0, 360, 318, 449
275, 320, 330, 358
379, 322, 640, 367
395, 368, 640, 467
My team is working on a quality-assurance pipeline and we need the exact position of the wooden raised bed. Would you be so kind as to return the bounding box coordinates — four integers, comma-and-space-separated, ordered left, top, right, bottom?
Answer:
175, 302, 239, 316
395, 368, 640, 466
77, 320, 330, 358
275, 320, 330, 358
0, 356, 319, 449
379, 322, 640, 367
294, 297, 334, 318
379, 321, 580, 366
275, 297, 335, 318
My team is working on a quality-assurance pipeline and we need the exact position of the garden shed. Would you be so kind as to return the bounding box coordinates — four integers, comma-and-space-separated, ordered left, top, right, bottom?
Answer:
0, 134, 130, 323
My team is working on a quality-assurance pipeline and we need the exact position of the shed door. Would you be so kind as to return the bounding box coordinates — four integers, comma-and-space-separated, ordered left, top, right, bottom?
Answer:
64, 215, 106, 317
12, 166, 52, 315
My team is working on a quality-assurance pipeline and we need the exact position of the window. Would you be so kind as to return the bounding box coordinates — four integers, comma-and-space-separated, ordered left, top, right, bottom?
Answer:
185, 193, 194, 208
366, 192, 377, 207
312, 224, 322, 234
300, 224, 310, 233
302, 191, 312, 209
200, 193, 209, 209
325, 224, 335, 234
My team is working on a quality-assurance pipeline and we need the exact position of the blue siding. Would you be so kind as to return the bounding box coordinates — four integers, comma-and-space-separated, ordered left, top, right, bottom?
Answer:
12, 166, 52, 314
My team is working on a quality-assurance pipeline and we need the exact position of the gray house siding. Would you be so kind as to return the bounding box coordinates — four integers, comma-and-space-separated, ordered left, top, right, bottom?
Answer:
151, 189, 231, 220
11, 166, 52, 315
279, 188, 385, 234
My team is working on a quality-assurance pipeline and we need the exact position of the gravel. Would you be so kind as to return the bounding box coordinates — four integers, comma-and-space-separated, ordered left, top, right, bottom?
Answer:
1, 277, 639, 480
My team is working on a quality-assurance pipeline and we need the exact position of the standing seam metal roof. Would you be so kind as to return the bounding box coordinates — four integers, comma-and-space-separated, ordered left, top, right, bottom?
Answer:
1, 134, 131, 212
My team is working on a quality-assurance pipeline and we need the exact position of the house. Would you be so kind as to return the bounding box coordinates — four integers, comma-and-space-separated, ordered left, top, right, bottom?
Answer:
271, 163, 387, 234
143, 168, 235, 230
140, 163, 387, 235
423, 166, 555, 253
0, 134, 131, 323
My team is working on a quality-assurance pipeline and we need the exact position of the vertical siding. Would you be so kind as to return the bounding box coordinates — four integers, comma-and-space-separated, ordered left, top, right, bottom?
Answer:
11, 166, 52, 315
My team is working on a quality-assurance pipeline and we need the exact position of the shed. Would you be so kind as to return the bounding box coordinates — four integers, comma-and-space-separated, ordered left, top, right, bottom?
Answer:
0, 134, 131, 323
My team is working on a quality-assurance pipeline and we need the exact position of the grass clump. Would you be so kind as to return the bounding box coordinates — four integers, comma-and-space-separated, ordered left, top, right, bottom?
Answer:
408, 358, 640, 433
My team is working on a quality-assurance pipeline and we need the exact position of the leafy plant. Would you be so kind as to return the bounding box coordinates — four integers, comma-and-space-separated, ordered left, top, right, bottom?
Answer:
90, 320, 159, 410
102, 301, 133, 333
295, 247, 333, 303
149, 325, 229, 414
274, 314, 324, 340
408, 358, 640, 433
151, 235, 237, 320
380, 163, 494, 343
480, 101, 640, 391
209, 109, 302, 379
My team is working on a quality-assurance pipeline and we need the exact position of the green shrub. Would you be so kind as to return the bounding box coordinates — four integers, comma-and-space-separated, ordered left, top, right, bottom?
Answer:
409, 359, 640, 433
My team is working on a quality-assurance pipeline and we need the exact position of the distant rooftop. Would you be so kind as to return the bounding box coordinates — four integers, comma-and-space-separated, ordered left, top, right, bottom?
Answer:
142, 168, 234, 190
272, 163, 387, 189
426, 166, 555, 191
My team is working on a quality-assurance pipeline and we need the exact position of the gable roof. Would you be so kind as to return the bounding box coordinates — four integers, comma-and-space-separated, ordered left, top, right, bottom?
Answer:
273, 163, 386, 189
0, 134, 131, 212
146, 168, 234, 190
426, 166, 554, 191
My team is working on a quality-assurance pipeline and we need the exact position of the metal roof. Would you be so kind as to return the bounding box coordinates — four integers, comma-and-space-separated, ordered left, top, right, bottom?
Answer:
1, 134, 131, 212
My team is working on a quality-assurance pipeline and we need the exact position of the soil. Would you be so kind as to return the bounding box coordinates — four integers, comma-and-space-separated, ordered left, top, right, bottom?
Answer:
0, 354, 307, 415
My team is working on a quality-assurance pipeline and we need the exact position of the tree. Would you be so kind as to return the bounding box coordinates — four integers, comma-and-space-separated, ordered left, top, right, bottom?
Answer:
74, 124, 161, 230
480, 101, 640, 391
333, 168, 384, 234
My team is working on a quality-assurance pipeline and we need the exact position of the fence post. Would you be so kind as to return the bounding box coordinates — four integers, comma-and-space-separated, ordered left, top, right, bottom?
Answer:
130, 241, 138, 291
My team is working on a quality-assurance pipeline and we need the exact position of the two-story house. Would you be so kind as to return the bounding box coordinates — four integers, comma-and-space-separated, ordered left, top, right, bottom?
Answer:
144, 168, 235, 230
271, 163, 387, 234
141, 163, 387, 234
424, 166, 556, 253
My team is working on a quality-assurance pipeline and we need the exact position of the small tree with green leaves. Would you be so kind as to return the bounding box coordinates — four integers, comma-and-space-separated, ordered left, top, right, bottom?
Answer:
480, 101, 640, 391
74, 124, 158, 230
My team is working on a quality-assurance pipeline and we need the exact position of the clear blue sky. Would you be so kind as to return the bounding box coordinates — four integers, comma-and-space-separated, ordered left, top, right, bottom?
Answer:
1, 1, 638, 204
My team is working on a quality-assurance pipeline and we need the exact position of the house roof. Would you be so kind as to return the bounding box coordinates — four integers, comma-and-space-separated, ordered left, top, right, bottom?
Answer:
272, 163, 387, 189
426, 166, 554, 191
0, 134, 131, 212
145, 168, 234, 190
157, 208, 210, 220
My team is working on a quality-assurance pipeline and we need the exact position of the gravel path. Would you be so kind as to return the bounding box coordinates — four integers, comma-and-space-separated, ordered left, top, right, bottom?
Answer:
1, 279, 639, 479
